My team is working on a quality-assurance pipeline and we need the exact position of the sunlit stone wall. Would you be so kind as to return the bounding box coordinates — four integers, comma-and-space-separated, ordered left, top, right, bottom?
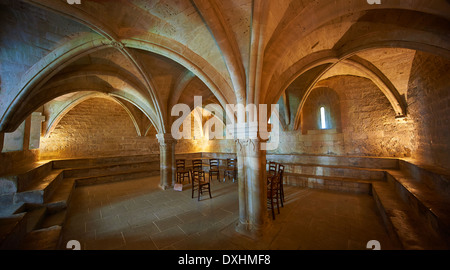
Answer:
39, 98, 159, 159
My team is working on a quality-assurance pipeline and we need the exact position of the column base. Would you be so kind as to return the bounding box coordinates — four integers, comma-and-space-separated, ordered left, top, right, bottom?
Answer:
234, 218, 272, 240
159, 183, 173, 190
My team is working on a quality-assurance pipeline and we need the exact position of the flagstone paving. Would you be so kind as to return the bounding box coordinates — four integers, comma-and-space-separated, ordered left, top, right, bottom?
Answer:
61, 176, 397, 250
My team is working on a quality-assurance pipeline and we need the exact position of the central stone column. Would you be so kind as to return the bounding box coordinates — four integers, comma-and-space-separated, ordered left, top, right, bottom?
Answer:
234, 129, 269, 238
156, 133, 176, 190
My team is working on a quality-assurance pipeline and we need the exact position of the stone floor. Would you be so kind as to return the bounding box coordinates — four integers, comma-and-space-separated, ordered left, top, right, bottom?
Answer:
61, 176, 398, 250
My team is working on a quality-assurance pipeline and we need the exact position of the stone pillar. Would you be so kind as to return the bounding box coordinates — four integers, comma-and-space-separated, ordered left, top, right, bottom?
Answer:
29, 112, 45, 150
23, 116, 32, 151
157, 133, 176, 190
2, 121, 26, 153
235, 136, 269, 238
0, 132, 4, 152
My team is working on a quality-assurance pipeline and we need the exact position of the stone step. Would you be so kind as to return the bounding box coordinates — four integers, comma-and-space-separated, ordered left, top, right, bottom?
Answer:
267, 154, 399, 170
281, 163, 386, 181
62, 161, 160, 179
14, 169, 64, 205
38, 210, 67, 230
399, 159, 450, 198
0, 161, 51, 197
284, 172, 373, 194
372, 181, 448, 250
0, 202, 25, 218
20, 225, 62, 250
2, 155, 162, 250
72, 168, 160, 186
25, 206, 47, 233
15, 161, 53, 193
0, 213, 27, 250
45, 178, 76, 213
386, 170, 450, 245
52, 154, 159, 169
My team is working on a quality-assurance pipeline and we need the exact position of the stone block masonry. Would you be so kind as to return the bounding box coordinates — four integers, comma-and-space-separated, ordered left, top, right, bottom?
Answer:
271, 75, 415, 158
39, 98, 159, 159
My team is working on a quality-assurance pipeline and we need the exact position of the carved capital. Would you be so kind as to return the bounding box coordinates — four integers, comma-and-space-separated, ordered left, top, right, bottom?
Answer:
156, 133, 176, 147
235, 138, 266, 154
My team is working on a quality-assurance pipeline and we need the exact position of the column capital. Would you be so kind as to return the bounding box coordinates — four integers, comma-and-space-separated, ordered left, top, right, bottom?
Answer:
156, 133, 176, 146
235, 137, 268, 156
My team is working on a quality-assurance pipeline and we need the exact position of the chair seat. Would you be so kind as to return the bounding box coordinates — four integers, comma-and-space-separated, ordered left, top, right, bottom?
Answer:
191, 170, 212, 201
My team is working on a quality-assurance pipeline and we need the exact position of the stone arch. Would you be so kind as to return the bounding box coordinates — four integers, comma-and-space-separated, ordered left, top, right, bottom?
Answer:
288, 52, 410, 131
6, 70, 163, 137
44, 93, 143, 138
39, 97, 156, 159
123, 38, 234, 110
264, 8, 450, 115
0, 33, 110, 133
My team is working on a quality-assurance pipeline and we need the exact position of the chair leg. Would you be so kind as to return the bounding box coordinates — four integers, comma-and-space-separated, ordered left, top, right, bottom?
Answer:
191, 172, 195, 199
270, 198, 275, 220
276, 193, 280, 214
279, 186, 284, 208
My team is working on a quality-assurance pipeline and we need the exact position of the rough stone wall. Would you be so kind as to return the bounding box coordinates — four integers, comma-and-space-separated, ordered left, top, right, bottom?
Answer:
407, 51, 450, 170
173, 108, 236, 154
335, 76, 414, 157
175, 138, 236, 154
270, 75, 415, 157
39, 98, 159, 159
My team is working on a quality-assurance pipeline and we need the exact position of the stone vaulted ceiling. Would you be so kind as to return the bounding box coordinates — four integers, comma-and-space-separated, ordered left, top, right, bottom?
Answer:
0, 0, 449, 135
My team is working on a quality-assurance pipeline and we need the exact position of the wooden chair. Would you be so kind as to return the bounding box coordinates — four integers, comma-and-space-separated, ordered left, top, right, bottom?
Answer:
278, 164, 285, 207
176, 159, 190, 183
209, 159, 220, 182
190, 169, 212, 201
267, 174, 281, 220
223, 158, 237, 182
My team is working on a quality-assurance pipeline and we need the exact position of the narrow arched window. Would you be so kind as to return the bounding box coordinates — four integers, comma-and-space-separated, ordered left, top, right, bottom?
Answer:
320, 106, 327, 129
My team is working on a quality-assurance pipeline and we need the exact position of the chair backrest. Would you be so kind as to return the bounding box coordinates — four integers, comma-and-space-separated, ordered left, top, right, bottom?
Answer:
227, 158, 236, 169
191, 170, 205, 182
268, 161, 278, 174
210, 159, 219, 170
176, 159, 186, 170
278, 164, 285, 176
192, 159, 203, 171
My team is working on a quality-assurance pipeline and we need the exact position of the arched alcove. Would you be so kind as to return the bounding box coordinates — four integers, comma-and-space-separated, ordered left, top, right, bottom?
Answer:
39, 97, 159, 159
301, 87, 342, 134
